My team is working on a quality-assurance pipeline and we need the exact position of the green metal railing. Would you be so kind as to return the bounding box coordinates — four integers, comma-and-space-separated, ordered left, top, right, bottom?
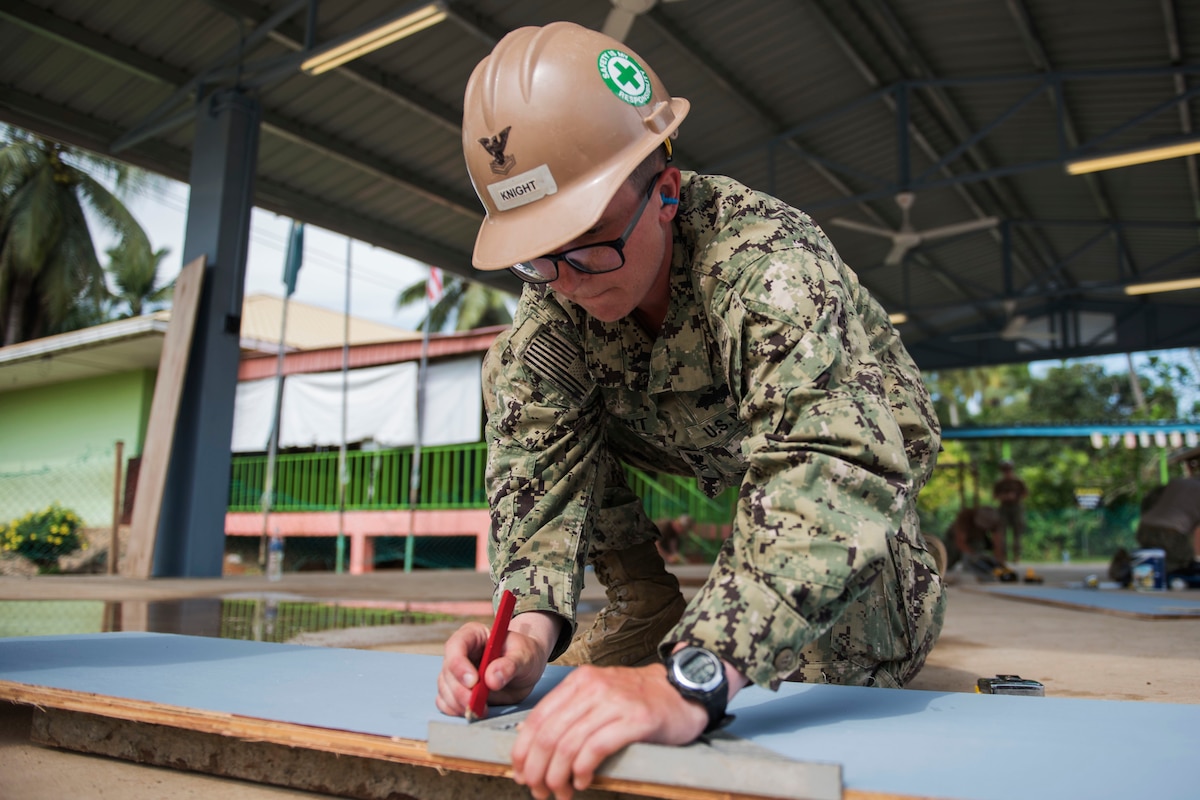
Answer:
230, 443, 488, 512
624, 466, 736, 523
229, 443, 735, 525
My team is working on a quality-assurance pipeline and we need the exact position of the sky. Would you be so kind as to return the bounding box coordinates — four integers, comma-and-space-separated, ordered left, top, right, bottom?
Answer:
106, 173, 434, 332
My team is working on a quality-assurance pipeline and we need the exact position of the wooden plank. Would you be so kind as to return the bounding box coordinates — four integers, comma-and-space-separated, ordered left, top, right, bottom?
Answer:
125, 255, 206, 578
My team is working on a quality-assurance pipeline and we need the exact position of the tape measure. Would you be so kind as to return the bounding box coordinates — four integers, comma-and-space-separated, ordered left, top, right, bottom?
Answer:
976, 675, 1045, 696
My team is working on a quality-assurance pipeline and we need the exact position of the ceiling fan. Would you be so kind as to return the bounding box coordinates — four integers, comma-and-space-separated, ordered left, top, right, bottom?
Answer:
602, 0, 688, 42
830, 192, 1000, 266
951, 301, 1059, 343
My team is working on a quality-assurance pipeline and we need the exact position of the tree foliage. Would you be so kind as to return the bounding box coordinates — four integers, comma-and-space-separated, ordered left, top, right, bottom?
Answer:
918, 351, 1197, 561
106, 236, 174, 318
395, 271, 514, 332
0, 130, 152, 344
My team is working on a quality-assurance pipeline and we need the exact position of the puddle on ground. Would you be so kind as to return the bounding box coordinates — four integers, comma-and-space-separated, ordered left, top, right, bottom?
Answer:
0, 597, 485, 643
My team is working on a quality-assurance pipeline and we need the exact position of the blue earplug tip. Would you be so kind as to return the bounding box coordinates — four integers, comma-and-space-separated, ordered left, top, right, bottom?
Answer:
661, 194, 678, 205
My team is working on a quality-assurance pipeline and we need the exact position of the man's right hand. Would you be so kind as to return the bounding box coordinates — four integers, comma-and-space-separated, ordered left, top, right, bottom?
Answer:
436, 611, 562, 719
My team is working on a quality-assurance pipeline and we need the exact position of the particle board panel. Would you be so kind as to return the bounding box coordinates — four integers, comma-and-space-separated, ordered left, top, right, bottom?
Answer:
971, 585, 1200, 618
25, 706, 636, 800
1, 633, 1199, 800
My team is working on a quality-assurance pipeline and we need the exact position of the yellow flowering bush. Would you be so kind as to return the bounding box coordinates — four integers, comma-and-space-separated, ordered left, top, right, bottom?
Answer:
0, 503, 86, 572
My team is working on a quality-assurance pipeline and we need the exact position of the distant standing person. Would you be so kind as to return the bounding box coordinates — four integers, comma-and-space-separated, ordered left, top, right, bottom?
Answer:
992, 460, 1028, 563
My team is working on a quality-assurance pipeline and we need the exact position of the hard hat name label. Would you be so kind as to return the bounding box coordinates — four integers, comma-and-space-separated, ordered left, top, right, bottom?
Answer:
488, 164, 558, 211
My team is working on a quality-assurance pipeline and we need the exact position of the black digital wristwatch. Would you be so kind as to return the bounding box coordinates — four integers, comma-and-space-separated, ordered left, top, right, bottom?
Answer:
664, 645, 732, 733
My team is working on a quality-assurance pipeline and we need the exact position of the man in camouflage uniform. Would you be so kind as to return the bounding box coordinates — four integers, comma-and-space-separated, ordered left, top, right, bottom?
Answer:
437, 22, 944, 800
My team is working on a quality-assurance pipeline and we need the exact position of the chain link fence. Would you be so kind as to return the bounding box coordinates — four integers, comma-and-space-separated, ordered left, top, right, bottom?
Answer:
0, 597, 462, 642
0, 444, 124, 576
919, 503, 1142, 565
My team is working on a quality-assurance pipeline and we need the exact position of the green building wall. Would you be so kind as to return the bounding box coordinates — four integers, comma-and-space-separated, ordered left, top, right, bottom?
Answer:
0, 370, 155, 527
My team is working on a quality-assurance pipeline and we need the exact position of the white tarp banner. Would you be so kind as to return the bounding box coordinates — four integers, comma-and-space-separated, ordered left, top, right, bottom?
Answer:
231, 356, 483, 452
423, 356, 483, 447
230, 377, 277, 452
281, 362, 418, 449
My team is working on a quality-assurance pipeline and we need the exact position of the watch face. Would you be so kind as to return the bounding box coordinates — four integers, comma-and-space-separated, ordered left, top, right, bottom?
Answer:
674, 647, 724, 692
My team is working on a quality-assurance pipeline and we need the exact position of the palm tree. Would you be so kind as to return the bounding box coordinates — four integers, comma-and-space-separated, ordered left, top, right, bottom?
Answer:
0, 130, 151, 345
396, 270, 514, 332
106, 236, 174, 318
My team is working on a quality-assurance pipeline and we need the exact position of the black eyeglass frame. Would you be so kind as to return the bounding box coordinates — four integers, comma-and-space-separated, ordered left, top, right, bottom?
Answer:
508, 171, 663, 284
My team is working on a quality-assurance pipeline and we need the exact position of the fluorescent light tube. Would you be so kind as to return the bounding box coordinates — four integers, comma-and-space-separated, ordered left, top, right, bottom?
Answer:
302, 4, 446, 76
1066, 139, 1200, 175
1124, 276, 1200, 296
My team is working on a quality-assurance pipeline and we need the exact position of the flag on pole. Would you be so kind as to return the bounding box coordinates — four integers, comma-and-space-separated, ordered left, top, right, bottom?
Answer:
426, 266, 444, 302
282, 220, 305, 297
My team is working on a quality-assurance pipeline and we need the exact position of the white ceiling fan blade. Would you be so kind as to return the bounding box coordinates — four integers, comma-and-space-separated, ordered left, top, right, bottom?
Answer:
1007, 331, 1059, 341
918, 216, 1001, 242
830, 217, 899, 239
884, 240, 912, 266
883, 232, 922, 266
602, 0, 658, 41
999, 314, 1029, 337
601, 8, 638, 40
951, 331, 1003, 342
1003, 325, 1059, 342
998, 315, 1059, 342
951, 328, 1055, 343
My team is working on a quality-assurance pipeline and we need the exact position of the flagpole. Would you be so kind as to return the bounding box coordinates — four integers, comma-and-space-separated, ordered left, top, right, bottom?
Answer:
405, 266, 441, 573
336, 237, 352, 574
258, 296, 288, 569
260, 220, 304, 570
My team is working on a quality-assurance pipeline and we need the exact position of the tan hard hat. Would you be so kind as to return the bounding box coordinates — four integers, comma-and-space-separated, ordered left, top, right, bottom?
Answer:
462, 21, 690, 270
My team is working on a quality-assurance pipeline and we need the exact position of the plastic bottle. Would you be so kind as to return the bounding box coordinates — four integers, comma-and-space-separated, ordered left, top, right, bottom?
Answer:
267, 532, 284, 582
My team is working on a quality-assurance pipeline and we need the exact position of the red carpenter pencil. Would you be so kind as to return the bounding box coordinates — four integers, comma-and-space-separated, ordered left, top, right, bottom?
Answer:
467, 589, 515, 721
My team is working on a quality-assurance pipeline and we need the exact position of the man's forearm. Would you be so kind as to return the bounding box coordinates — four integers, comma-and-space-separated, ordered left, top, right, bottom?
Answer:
510, 610, 565, 665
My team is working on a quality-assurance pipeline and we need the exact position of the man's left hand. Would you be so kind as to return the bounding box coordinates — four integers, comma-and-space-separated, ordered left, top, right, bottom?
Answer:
510, 662, 708, 800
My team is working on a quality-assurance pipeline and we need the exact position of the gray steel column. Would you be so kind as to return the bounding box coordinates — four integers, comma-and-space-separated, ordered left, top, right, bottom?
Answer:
154, 89, 260, 577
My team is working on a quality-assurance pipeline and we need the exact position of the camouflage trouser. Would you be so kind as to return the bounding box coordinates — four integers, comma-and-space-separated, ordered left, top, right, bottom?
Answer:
783, 520, 947, 688
997, 503, 1026, 562
1136, 524, 1196, 574
550, 404, 945, 688
588, 433, 946, 689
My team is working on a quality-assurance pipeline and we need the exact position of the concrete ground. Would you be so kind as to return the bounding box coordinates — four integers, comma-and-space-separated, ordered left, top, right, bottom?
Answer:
2, 562, 1198, 799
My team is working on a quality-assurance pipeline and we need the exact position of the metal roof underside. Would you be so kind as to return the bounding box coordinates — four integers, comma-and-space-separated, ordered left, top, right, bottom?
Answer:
3, 0, 1199, 370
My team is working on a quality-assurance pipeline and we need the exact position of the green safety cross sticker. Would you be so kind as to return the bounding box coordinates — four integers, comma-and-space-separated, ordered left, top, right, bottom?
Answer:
598, 49, 652, 106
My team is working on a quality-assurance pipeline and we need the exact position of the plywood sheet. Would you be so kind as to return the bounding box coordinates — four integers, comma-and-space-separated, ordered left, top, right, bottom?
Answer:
1, 633, 1198, 800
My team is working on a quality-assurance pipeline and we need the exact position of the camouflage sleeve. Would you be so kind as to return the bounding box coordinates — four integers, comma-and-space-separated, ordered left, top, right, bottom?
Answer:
664, 247, 919, 690
482, 313, 603, 660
